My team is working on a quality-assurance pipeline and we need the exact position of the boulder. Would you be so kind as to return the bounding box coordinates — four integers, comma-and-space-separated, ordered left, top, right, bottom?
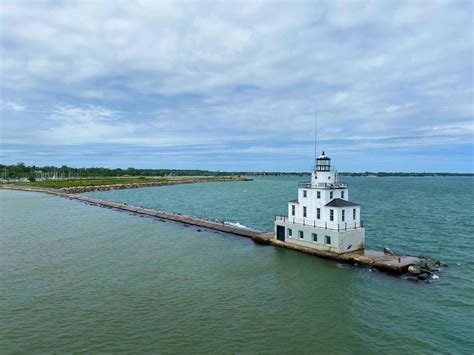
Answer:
408, 265, 421, 275
418, 259, 428, 269
420, 268, 432, 275
426, 259, 438, 271
417, 273, 429, 281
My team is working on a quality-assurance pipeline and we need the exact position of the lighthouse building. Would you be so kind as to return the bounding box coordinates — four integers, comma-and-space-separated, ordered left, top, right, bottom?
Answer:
274, 152, 365, 254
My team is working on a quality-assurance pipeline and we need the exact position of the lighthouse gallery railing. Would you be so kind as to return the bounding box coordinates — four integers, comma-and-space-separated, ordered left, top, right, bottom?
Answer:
275, 215, 363, 231
298, 182, 348, 189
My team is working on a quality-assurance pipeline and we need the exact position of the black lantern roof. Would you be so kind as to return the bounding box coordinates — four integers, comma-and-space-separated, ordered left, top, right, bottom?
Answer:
317, 151, 331, 161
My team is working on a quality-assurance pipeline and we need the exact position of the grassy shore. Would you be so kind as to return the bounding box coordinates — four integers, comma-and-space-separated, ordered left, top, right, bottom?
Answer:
5, 176, 243, 189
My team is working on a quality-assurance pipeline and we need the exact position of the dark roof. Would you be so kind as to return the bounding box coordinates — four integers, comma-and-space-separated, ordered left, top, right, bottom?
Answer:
325, 198, 360, 207
317, 151, 331, 160
288, 199, 299, 203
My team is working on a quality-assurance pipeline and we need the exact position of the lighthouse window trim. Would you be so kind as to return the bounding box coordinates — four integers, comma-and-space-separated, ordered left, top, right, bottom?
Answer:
317, 191, 320, 199
330, 191, 333, 199
342, 210, 345, 222
303, 190, 307, 198
341, 191, 345, 199
325, 235, 331, 245
317, 208, 320, 219
303, 206, 307, 218
291, 205, 295, 216
353, 208, 356, 220
330, 209, 334, 221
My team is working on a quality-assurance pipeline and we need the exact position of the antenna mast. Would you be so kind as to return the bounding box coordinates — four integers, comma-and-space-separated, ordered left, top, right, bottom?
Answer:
314, 108, 318, 167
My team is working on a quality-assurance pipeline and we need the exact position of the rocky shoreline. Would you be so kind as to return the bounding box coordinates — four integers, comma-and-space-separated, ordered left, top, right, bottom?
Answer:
59, 177, 250, 194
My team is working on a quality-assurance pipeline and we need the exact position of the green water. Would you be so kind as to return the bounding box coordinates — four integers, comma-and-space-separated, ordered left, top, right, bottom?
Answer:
1, 177, 473, 353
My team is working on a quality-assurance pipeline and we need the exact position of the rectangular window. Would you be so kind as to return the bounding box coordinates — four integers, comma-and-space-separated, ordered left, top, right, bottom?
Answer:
353, 208, 356, 220
303, 206, 307, 218
341, 191, 345, 199
291, 205, 295, 216
303, 190, 307, 198
330, 191, 333, 199
317, 191, 321, 199
325, 235, 331, 245
288, 228, 292, 237
317, 208, 320, 219
312, 233, 317, 242
342, 210, 345, 222
330, 209, 334, 221
298, 231, 304, 239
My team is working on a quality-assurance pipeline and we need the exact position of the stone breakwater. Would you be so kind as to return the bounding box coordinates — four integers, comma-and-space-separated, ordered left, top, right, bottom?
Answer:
1, 185, 429, 279
60, 177, 250, 194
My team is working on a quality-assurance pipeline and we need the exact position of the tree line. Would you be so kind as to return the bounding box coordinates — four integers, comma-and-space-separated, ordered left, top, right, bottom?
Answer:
0, 162, 246, 181
1, 162, 472, 181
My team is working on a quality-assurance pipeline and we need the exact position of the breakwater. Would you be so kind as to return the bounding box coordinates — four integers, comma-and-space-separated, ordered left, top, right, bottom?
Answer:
1, 185, 423, 276
60, 177, 251, 193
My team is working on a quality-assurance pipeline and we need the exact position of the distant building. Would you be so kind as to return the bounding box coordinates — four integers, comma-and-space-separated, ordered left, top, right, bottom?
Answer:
274, 151, 365, 254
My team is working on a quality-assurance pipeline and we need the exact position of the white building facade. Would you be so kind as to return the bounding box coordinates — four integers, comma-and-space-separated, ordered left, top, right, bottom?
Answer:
274, 152, 365, 254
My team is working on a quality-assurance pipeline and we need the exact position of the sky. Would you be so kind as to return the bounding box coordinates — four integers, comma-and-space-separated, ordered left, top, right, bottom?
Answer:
0, 1, 473, 172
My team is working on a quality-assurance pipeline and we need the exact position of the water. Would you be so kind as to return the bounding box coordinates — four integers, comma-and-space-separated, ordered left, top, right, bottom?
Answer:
1, 176, 473, 353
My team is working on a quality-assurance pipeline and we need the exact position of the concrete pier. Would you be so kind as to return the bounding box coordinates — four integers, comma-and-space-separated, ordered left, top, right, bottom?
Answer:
1, 185, 419, 275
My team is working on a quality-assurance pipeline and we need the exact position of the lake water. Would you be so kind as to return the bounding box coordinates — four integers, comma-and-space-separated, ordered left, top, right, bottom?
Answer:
1, 176, 473, 353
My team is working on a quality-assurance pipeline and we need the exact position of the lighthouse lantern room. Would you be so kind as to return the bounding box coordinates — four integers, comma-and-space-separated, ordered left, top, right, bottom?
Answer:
274, 152, 365, 254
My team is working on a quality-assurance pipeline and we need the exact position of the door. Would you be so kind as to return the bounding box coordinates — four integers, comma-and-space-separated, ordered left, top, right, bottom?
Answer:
276, 225, 285, 241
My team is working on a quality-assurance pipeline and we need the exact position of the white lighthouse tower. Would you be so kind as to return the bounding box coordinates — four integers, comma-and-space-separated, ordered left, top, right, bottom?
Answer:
274, 152, 365, 253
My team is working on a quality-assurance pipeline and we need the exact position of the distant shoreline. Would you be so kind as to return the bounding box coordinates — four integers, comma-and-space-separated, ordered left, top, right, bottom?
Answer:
1, 162, 472, 181
250, 172, 474, 177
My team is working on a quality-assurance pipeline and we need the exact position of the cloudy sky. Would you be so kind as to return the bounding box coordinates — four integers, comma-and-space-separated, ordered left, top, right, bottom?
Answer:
0, 1, 472, 172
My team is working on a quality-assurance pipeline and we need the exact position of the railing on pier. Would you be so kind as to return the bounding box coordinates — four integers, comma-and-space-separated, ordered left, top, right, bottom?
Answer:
298, 182, 348, 189
275, 215, 363, 231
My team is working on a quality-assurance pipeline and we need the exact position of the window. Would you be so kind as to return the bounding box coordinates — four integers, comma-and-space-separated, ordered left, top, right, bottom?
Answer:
330, 191, 333, 199
325, 235, 331, 245
330, 209, 334, 221
291, 205, 295, 216
299, 231, 304, 239
353, 208, 356, 220
288, 228, 292, 237
312, 233, 317, 242
317, 208, 320, 219
341, 191, 345, 199
342, 210, 345, 222
303, 206, 307, 218
317, 191, 320, 199
303, 190, 307, 198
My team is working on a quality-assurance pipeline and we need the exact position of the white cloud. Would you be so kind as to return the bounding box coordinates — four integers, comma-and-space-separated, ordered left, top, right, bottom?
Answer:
1, 100, 26, 112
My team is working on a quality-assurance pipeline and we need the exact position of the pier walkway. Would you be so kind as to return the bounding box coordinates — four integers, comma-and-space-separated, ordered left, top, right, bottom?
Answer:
1, 185, 418, 275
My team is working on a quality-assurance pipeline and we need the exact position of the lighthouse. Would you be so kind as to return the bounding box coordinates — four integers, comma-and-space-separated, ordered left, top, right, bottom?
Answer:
274, 152, 365, 253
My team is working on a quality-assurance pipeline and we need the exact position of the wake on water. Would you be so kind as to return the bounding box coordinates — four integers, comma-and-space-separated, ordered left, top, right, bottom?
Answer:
223, 221, 254, 230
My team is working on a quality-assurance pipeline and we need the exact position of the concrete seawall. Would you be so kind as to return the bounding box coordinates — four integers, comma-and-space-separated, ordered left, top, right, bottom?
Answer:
1, 185, 419, 275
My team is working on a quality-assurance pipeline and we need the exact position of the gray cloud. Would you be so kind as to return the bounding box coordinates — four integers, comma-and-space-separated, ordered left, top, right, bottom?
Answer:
0, 0, 472, 170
